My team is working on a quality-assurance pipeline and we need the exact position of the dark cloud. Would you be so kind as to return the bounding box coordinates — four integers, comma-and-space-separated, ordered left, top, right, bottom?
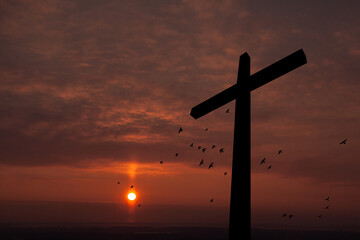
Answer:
0, 0, 359, 189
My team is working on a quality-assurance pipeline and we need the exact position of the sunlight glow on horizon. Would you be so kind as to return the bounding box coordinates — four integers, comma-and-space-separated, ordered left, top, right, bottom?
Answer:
127, 192, 136, 201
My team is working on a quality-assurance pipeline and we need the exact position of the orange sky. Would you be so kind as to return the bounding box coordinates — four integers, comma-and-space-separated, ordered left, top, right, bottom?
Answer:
0, 0, 359, 230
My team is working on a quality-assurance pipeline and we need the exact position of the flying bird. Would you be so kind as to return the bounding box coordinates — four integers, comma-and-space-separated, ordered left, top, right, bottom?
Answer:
267, 165, 272, 170
210, 198, 214, 203
199, 159, 204, 166
225, 109, 230, 113
288, 214, 294, 220
325, 196, 330, 201
178, 127, 183, 134
208, 162, 214, 169
278, 150, 283, 155
260, 158, 266, 165
198, 146, 202, 150
219, 148, 224, 153
117, 181, 120, 184
318, 215, 322, 218
204, 128, 208, 132
175, 153, 179, 157
202, 148, 206, 153
138, 204, 141, 207
130, 185, 134, 188
224, 172, 227, 176
339, 138, 347, 144
325, 206, 329, 210
160, 161, 163, 164
190, 143, 194, 147
281, 213, 287, 218
212, 145, 216, 149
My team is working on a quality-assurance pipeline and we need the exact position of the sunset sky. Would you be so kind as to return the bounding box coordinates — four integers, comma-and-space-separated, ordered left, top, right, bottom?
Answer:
0, 0, 359, 230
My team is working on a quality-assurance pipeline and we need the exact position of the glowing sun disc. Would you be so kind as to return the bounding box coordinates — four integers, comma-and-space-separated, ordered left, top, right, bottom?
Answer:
128, 192, 136, 201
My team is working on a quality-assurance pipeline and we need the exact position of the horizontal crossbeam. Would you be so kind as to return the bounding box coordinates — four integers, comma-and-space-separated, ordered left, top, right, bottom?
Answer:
190, 49, 307, 119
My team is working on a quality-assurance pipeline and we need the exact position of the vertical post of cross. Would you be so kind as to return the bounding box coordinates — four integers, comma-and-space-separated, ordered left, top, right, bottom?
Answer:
229, 53, 251, 240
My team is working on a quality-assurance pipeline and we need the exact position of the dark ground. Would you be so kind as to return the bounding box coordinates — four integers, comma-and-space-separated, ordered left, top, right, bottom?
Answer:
1, 225, 360, 240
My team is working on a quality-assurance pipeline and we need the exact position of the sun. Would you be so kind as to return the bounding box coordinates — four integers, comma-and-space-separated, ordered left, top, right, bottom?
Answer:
127, 192, 136, 201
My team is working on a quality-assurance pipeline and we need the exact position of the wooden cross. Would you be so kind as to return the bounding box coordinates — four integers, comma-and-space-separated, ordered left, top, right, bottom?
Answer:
190, 49, 307, 240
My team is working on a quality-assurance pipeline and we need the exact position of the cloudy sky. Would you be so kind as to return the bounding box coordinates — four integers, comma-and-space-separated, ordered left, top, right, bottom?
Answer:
0, 0, 359, 230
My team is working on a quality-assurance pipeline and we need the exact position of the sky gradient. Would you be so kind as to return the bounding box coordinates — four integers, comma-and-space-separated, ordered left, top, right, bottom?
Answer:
0, 0, 359, 230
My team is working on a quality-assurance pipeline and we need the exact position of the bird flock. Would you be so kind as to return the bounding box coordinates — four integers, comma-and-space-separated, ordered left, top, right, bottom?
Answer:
171, 108, 231, 203
174, 121, 347, 221
115, 105, 348, 224
176, 112, 229, 175
176, 128, 227, 204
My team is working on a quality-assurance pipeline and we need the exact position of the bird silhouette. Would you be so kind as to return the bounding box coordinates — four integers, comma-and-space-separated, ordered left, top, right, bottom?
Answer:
138, 204, 141, 207
160, 161, 163, 164
205, 128, 208, 132
178, 127, 183, 134
210, 198, 214, 203
208, 162, 214, 169
260, 158, 266, 165
198, 146, 202, 150
219, 148, 224, 153
278, 150, 283, 155
325, 196, 330, 201
175, 153, 179, 157
225, 109, 230, 113
318, 215, 322, 218
130, 185, 134, 188
325, 206, 329, 210
281, 213, 287, 218
117, 181, 120, 184
340, 138, 347, 144
202, 148, 206, 153
199, 159, 204, 166
289, 214, 293, 220
267, 165, 272, 170
190, 143, 194, 147
212, 145, 216, 149
224, 172, 227, 176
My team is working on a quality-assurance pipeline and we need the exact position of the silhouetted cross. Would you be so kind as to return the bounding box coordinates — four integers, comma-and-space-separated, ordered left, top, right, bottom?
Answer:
190, 49, 307, 240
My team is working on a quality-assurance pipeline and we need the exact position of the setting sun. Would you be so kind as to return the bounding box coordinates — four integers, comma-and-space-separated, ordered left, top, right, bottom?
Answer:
127, 192, 136, 201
